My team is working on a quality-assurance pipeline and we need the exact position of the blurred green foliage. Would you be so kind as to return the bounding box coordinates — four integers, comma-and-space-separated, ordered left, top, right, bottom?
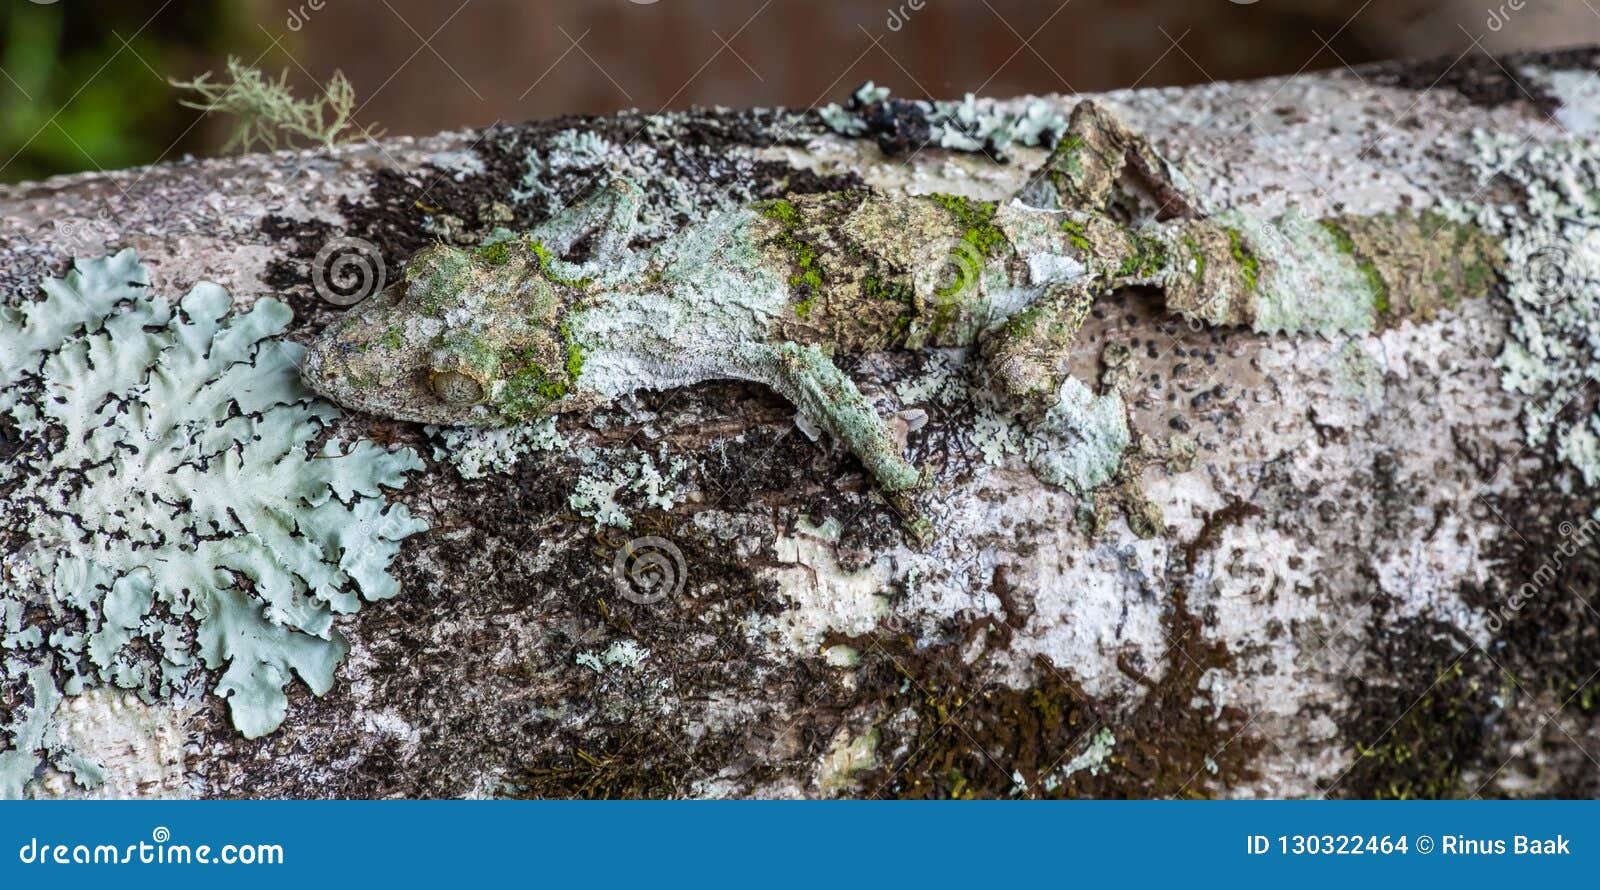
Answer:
0, 2, 240, 184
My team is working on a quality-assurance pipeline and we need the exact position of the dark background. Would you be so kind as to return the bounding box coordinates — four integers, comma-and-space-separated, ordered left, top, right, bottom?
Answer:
0, 0, 1591, 183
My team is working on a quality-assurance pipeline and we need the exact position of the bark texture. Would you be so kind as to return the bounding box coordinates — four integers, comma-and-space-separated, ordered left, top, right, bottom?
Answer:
5, 47, 1600, 799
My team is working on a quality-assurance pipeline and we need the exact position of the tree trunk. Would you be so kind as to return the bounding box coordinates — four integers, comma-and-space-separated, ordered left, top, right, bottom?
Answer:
5, 47, 1600, 799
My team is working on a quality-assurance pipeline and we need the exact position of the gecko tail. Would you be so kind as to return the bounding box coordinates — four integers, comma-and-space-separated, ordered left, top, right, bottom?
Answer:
1315, 210, 1504, 325
1157, 209, 1504, 334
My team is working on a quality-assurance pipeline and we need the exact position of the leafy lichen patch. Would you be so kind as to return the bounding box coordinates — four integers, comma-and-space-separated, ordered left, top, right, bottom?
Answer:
819, 82, 1068, 158
568, 448, 689, 529
428, 416, 566, 480
1456, 131, 1600, 489
0, 251, 426, 795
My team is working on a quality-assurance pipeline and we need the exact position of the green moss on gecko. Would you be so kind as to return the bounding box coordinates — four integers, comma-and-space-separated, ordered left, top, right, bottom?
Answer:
756, 198, 827, 299
1117, 230, 1169, 278
476, 240, 511, 266
1319, 220, 1391, 313
757, 197, 799, 225
1058, 218, 1092, 252
863, 275, 914, 305
1222, 226, 1260, 293
560, 323, 586, 383
1002, 303, 1045, 339
525, 238, 595, 288
929, 193, 1008, 257
501, 354, 568, 417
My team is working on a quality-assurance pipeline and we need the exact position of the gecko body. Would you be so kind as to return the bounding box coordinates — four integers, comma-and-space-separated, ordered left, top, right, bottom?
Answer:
302, 101, 1502, 518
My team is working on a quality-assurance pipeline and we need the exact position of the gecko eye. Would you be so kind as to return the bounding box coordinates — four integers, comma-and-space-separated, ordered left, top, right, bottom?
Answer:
429, 369, 486, 406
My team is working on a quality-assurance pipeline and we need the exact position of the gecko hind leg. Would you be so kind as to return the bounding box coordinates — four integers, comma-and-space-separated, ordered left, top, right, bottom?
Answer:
981, 279, 1101, 410
758, 342, 931, 538
1020, 100, 1206, 220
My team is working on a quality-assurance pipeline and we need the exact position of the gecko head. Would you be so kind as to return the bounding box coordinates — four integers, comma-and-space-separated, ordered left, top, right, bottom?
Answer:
301, 240, 586, 426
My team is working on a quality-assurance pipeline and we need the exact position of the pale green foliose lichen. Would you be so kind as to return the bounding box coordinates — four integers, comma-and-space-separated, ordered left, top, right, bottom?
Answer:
820, 82, 1068, 156
568, 448, 689, 529
0, 251, 427, 797
428, 415, 566, 479
1457, 131, 1600, 491
1051, 727, 1117, 786
575, 639, 649, 674
0, 665, 64, 798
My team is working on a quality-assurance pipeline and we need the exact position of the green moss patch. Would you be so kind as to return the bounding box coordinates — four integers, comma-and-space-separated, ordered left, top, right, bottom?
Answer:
756, 198, 827, 300
1118, 230, 1169, 278
1059, 218, 1091, 252
929, 192, 1009, 257
525, 238, 595, 288
561, 323, 586, 383
1319, 220, 1390, 313
475, 240, 511, 265
1222, 226, 1261, 293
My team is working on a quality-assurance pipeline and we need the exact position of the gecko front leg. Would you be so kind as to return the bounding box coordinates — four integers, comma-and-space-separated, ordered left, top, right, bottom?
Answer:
526, 177, 644, 266
749, 341, 930, 537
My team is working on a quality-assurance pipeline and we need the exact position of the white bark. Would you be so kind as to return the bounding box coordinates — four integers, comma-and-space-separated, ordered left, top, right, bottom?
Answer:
4, 48, 1600, 799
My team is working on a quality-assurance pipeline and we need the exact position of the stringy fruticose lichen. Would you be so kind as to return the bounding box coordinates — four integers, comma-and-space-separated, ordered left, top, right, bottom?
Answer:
0, 250, 426, 797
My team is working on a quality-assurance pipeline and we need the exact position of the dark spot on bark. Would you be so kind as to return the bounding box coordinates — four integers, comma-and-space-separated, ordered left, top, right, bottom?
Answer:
750, 160, 867, 198
834, 89, 936, 157
1363, 49, 1573, 114
1327, 606, 1504, 800
829, 585, 1260, 799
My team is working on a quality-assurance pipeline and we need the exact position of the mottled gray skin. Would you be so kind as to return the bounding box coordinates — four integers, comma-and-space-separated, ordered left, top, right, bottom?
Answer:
302, 101, 1501, 509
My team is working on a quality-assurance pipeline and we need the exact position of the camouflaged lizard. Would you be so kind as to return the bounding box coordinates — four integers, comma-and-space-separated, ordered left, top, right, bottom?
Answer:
302, 101, 1502, 521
